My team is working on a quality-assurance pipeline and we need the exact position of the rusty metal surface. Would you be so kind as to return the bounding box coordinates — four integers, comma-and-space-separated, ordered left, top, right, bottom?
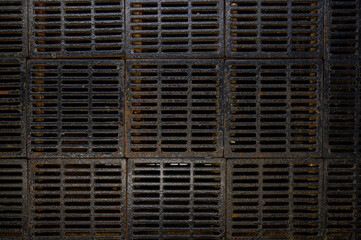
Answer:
127, 158, 225, 240
0, 59, 26, 158
0, 159, 27, 239
28, 59, 124, 158
29, 158, 126, 240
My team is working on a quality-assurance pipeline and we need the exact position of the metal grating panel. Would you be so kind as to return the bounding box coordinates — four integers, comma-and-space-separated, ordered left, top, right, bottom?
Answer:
0, 0, 27, 57
324, 60, 361, 157
126, 0, 224, 58
29, 159, 126, 239
226, 0, 323, 58
0, 159, 27, 239
225, 60, 322, 158
325, 159, 361, 239
28, 60, 124, 158
128, 158, 225, 240
227, 159, 323, 240
326, 0, 361, 59
0, 59, 26, 158
126, 59, 223, 158
29, 0, 124, 58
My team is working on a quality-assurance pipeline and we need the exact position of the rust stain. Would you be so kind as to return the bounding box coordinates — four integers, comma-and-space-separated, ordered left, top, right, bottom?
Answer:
232, 214, 238, 218
0, 91, 8, 95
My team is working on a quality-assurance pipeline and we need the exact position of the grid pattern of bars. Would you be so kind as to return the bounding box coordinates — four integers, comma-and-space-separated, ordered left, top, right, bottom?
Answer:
128, 158, 225, 240
226, 0, 323, 58
29, 159, 126, 239
225, 60, 322, 158
28, 60, 124, 158
325, 159, 361, 239
0, 59, 26, 158
0, 0, 27, 57
126, 59, 223, 158
30, 0, 124, 57
126, 0, 224, 58
0, 160, 27, 239
227, 159, 323, 240
326, 0, 360, 59
324, 60, 361, 157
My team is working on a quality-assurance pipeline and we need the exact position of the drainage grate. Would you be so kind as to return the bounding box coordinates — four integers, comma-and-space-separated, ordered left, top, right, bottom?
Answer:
126, 59, 223, 158
325, 159, 361, 239
0, 59, 26, 158
225, 60, 321, 158
126, 0, 224, 58
324, 60, 361, 157
226, 0, 323, 58
29, 159, 126, 239
326, 0, 360, 59
227, 159, 323, 240
0, 159, 27, 239
29, 0, 124, 58
28, 60, 124, 158
0, 0, 27, 57
128, 158, 225, 240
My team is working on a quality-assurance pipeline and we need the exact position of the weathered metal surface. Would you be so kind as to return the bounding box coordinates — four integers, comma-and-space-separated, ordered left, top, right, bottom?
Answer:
126, 59, 224, 158
126, 0, 224, 58
127, 158, 225, 240
28, 59, 124, 158
225, 59, 322, 158
29, 158, 126, 239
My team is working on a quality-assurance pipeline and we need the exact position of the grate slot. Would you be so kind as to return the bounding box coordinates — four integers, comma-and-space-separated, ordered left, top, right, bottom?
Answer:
0, 159, 27, 239
28, 60, 124, 158
128, 158, 225, 240
325, 159, 361, 239
225, 59, 321, 158
126, 0, 224, 58
29, 159, 126, 239
126, 59, 223, 158
0, 59, 26, 158
324, 60, 361, 157
226, 0, 323, 58
227, 159, 323, 240
326, 0, 360, 59
30, 0, 124, 57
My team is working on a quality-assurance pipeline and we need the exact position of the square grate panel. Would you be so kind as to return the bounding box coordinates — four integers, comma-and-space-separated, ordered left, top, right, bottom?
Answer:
29, 159, 126, 239
29, 0, 124, 57
225, 60, 322, 158
126, 0, 224, 58
126, 59, 224, 158
325, 159, 361, 239
324, 61, 361, 157
0, 159, 27, 239
227, 159, 323, 240
28, 60, 124, 158
0, 0, 27, 57
326, 0, 361, 59
127, 158, 225, 240
226, 0, 323, 58
0, 59, 26, 158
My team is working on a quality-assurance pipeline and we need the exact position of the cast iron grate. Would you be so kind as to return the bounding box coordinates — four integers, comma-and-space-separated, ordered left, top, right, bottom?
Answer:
326, 0, 360, 59
28, 60, 124, 158
325, 159, 361, 239
0, 0, 27, 57
0, 59, 26, 158
126, 0, 224, 58
0, 159, 27, 239
30, 0, 124, 58
227, 159, 323, 240
324, 60, 361, 157
126, 59, 223, 158
225, 60, 321, 158
226, 0, 323, 58
29, 159, 126, 239
128, 158, 225, 240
